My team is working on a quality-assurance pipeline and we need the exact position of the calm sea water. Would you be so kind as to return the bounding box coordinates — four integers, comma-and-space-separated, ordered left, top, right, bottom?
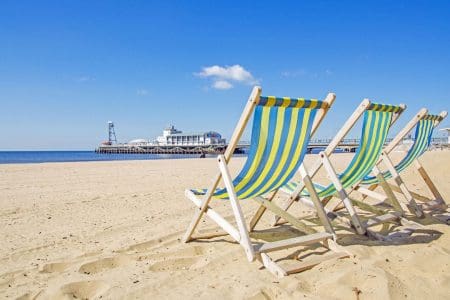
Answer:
0, 148, 338, 164
0, 151, 219, 164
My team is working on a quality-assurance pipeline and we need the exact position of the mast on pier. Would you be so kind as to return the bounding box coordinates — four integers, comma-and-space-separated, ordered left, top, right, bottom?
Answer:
108, 121, 117, 144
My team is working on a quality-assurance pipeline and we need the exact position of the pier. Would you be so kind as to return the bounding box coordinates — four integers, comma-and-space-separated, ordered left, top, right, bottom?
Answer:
95, 137, 447, 155
95, 143, 247, 154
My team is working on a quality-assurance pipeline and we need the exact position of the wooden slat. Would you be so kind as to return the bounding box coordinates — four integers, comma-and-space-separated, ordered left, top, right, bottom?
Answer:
359, 183, 379, 201
350, 198, 388, 215
363, 213, 400, 228
249, 190, 277, 231
284, 251, 349, 274
185, 190, 241, 242
355, 187, 388, 202
253, 196, 317, 234
414, 159, 445, 204
254, 232, 333, 254
387, 183, 431, 202
259, 253, 287, 278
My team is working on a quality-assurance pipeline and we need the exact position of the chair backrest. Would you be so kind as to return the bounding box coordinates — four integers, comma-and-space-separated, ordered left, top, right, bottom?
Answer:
315, 103, 404, 197
361, 112, 447, 184
213, 96, 329, 200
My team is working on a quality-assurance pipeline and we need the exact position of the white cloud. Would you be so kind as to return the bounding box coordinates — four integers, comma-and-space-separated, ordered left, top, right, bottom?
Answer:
195, 64, 258, 90
137, 89, 149, 96
212, 80, 233, 90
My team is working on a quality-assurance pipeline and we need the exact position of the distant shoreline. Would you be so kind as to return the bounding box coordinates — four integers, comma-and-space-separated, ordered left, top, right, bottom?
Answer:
0, 150, 354, 165
0, 150, 224, 164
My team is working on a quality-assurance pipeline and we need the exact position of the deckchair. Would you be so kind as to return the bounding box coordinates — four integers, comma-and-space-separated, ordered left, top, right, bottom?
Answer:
352, 109, 448, 214
256, 99, 409, 237
183, 86, 349, 277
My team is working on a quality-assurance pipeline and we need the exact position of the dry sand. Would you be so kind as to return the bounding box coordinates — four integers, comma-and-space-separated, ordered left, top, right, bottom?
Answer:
0, 150, 449, 299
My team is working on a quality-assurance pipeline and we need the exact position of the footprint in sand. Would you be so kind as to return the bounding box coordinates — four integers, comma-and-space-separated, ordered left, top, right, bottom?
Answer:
123, 231, 183, 253
149, 256, 210, 272
79, 255, 132, 274
77, 250, 103, 258
56, 280, 109, 299
137, 245, 209, 261
41, 262, 74, 273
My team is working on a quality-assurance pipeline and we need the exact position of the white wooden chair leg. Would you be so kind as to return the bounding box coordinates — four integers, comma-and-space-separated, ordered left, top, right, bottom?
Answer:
273, 197, 296, 226
249, 190, 278, 231
218, 155, 255, 262
183, 178, 218, 243
371, 165, 405, 214
321, 152, 366, 235
414, 159, 446, 205
185, 190, 241, 241
299, 165, 335, 237
381, 152, 424, 217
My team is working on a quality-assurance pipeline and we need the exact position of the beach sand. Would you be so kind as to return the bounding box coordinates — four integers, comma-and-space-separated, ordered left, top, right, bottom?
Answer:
1, 151, 449, 299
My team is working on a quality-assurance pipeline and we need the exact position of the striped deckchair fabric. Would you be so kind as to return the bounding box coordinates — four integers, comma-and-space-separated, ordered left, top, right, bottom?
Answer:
367, 103, 404, 112
282, 103, 403, 198
184, 87, 346, 277
361, 114, 439, 185
191, 96, 325, 200
258, 96, 329, 109
422, 114, 445, 121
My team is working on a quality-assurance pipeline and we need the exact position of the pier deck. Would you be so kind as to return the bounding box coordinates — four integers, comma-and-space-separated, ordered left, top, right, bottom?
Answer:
95, 138, 447, 155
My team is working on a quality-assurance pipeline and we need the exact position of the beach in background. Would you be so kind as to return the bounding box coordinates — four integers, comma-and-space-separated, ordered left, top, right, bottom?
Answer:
1, 150, 449, 299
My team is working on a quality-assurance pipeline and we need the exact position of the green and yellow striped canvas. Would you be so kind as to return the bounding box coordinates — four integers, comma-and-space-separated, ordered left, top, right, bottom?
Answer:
282, 103, 402, 198
361, 114, 440, 184
191, 96, 325, 200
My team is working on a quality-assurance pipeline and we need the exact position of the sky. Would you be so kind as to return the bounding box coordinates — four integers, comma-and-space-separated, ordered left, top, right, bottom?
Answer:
1, 0, 449, 150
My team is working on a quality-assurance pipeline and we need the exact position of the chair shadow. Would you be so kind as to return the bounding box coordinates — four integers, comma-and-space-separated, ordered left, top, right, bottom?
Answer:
189, 206, 446, 250
250, 211, 444, 248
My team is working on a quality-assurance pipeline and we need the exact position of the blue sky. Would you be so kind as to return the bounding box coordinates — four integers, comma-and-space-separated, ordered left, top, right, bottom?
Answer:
1, 0, 449, 150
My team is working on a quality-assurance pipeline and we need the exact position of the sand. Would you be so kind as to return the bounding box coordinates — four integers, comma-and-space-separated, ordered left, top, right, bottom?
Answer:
0, 150, 449, 299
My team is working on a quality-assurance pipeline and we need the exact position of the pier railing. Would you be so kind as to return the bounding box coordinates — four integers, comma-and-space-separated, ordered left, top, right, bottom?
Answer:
95, 137, 448, 155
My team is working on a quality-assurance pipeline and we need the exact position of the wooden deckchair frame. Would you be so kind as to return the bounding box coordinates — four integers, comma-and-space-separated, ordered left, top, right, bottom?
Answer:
351, 109, 448, 215
258, 99, 409, 238
183, 86, 349, 277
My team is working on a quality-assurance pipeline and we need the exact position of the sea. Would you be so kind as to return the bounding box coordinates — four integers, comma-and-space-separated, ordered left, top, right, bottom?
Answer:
0, 148, 332, 164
